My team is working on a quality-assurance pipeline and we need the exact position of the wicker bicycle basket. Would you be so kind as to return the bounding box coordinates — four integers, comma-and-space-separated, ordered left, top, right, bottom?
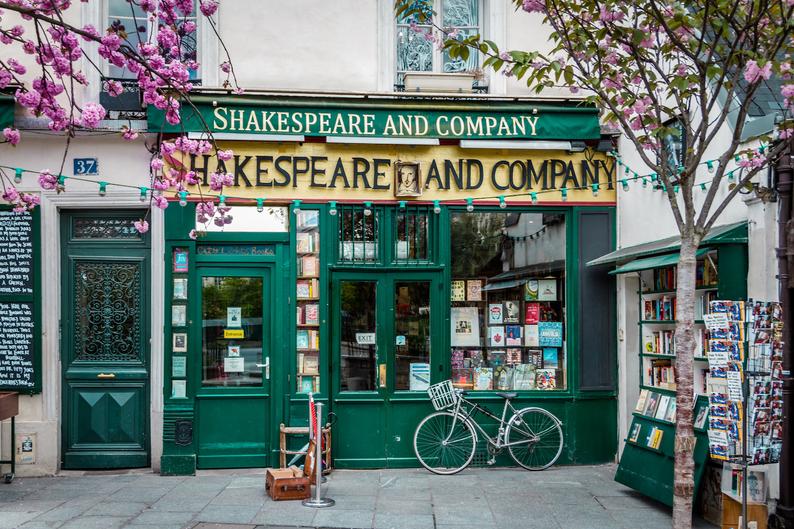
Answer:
427, 380, 457, 411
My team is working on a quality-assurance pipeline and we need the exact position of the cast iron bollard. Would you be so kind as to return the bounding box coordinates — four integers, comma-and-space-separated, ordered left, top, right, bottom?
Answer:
302, 402, 334, 508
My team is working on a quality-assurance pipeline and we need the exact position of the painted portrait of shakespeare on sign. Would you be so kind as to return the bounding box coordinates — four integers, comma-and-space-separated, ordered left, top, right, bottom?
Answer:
395, 161, 422, 197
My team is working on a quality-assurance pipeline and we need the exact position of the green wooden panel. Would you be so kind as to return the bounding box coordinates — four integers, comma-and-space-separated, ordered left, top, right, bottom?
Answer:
333, 401, 388, 468
197, 397, 269, 468
718, 244, 748, 300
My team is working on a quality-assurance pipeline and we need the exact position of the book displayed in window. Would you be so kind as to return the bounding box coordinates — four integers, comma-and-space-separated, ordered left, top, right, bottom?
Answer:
296, 209, 321, 393
449, 212, 568, 391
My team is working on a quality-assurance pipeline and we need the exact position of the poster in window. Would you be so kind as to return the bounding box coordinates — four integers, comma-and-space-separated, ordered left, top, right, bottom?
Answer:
536, 369, 557, 389
451, 280, 466, 302
474, 367, 493, 390
524, 279, 539, 301
466, 280, 482, 301
409, 363, 431, 391
538, 322, 563, 347
171, 305, 186, 327
506, 348, 522, 364
173, 249, 189, 273
173, 278, 188, 300
450, 307, 480, 347
542, 348, 558, 368
525, 303, 540, 324
538, 279, 557, 301
172, 332, 187, 352
504, 301, 520, 323
489, 326, 505, 347
488, 303, 503, 324
524, 324, 539, 347
505, 325, 522, 346
171, 380, 187, 399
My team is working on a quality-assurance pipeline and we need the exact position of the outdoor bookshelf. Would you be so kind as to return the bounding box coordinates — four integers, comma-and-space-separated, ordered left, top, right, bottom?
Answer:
615, 242, 748, 507
295, 210, 321, 393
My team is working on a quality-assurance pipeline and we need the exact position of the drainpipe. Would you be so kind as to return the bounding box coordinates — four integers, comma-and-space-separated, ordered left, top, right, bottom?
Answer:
773, 135, 794, 529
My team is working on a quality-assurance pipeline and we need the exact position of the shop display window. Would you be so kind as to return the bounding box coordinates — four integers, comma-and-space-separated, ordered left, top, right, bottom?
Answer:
449, 211, 567, 391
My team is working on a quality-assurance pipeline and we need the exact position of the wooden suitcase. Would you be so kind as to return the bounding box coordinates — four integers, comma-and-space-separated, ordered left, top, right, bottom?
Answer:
265, 466, 311, 501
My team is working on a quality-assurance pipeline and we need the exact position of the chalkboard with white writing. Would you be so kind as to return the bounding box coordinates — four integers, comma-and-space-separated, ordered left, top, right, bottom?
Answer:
0, 208, 39, 392
0, 302, 35, 389
0, 210, 33, 295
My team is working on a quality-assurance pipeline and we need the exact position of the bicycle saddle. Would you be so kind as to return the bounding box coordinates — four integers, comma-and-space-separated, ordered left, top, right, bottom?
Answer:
496, 392, 517, 399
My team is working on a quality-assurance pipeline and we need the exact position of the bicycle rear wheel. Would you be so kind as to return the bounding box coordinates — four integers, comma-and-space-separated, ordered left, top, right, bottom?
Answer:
414, 411, 477, 475
505, 407, 563, 470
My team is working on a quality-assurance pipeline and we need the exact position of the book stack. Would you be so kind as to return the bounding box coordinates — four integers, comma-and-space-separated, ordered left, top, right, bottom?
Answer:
645, 330, 675, 355
643, 296, 676, 321
647, 359, 675, 389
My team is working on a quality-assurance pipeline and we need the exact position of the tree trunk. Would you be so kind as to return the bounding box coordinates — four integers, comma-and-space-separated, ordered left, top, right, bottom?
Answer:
672, 237, 699, 528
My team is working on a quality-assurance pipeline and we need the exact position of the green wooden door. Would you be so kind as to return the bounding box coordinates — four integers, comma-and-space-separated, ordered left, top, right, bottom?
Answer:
195, 265, 272, 468
61, 212, 150, 469
331, 271, 441, 468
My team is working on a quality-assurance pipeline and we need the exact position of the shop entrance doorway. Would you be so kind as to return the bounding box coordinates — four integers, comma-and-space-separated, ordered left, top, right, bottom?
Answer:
61, 211, 151, 469
194, 265, 273, 468
330, 270, 442, 468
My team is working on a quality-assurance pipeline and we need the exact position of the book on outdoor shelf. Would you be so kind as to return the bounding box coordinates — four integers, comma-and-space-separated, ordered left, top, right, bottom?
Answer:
299, 255, 319, 277
643, 392, 661, 417
647, 426, 664, 449
303, 304, 319, 325
296, 232, 317, 253
628, 422, 642, 443
635, 389, 649, 413
297, 278, 319, 298
302, 354, 319, 375
655, 395, 671, 420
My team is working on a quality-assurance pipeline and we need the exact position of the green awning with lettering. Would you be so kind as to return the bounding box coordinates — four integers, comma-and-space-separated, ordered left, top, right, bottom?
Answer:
0, 95, 14, 129
147, 93, 601, 140
608, 248, 712, 275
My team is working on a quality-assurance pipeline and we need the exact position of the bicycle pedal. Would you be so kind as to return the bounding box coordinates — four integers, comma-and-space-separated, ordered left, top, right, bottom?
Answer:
487, 458, 496, 465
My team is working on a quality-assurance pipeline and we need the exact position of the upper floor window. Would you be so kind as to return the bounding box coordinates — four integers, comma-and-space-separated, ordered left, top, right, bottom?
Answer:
106, 0, 199, 81
396, 0, 481, 84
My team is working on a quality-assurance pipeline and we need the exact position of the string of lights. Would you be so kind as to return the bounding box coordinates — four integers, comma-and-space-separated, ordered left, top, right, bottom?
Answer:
0, 149, 760, 216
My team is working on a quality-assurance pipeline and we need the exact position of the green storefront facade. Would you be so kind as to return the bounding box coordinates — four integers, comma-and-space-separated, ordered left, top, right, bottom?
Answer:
156, 94, 620, 475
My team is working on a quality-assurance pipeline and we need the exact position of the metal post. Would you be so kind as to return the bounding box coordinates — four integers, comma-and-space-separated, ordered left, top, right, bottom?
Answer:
302, 402, 334, 508
772, 136, 794, 529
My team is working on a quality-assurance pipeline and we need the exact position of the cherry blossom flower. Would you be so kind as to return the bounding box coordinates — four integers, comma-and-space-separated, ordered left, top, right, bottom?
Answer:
3, 127, 20, 145
522, 0, 545, 12
744, 60, 772, 84
37, 170, 58, 190
134, 220, 149, 234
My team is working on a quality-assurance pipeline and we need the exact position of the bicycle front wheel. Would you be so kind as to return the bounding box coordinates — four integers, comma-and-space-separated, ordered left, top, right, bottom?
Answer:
506, 407, 563, 470
414, 411, 477, 475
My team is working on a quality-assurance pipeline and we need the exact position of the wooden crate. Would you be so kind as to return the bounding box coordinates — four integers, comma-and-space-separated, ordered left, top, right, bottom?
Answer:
721, 493, 767, 529
0, 392, 19, 422
265, 466, 311, 501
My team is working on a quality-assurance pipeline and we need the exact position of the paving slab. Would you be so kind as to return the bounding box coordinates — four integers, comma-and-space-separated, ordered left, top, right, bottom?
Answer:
0, 464, 718, 529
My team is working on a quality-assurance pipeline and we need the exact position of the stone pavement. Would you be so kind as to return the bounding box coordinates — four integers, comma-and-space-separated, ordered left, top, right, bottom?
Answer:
0, 464, 714, 529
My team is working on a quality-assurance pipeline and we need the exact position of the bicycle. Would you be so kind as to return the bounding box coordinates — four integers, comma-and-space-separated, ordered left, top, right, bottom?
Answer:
413, 380, 564, 474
